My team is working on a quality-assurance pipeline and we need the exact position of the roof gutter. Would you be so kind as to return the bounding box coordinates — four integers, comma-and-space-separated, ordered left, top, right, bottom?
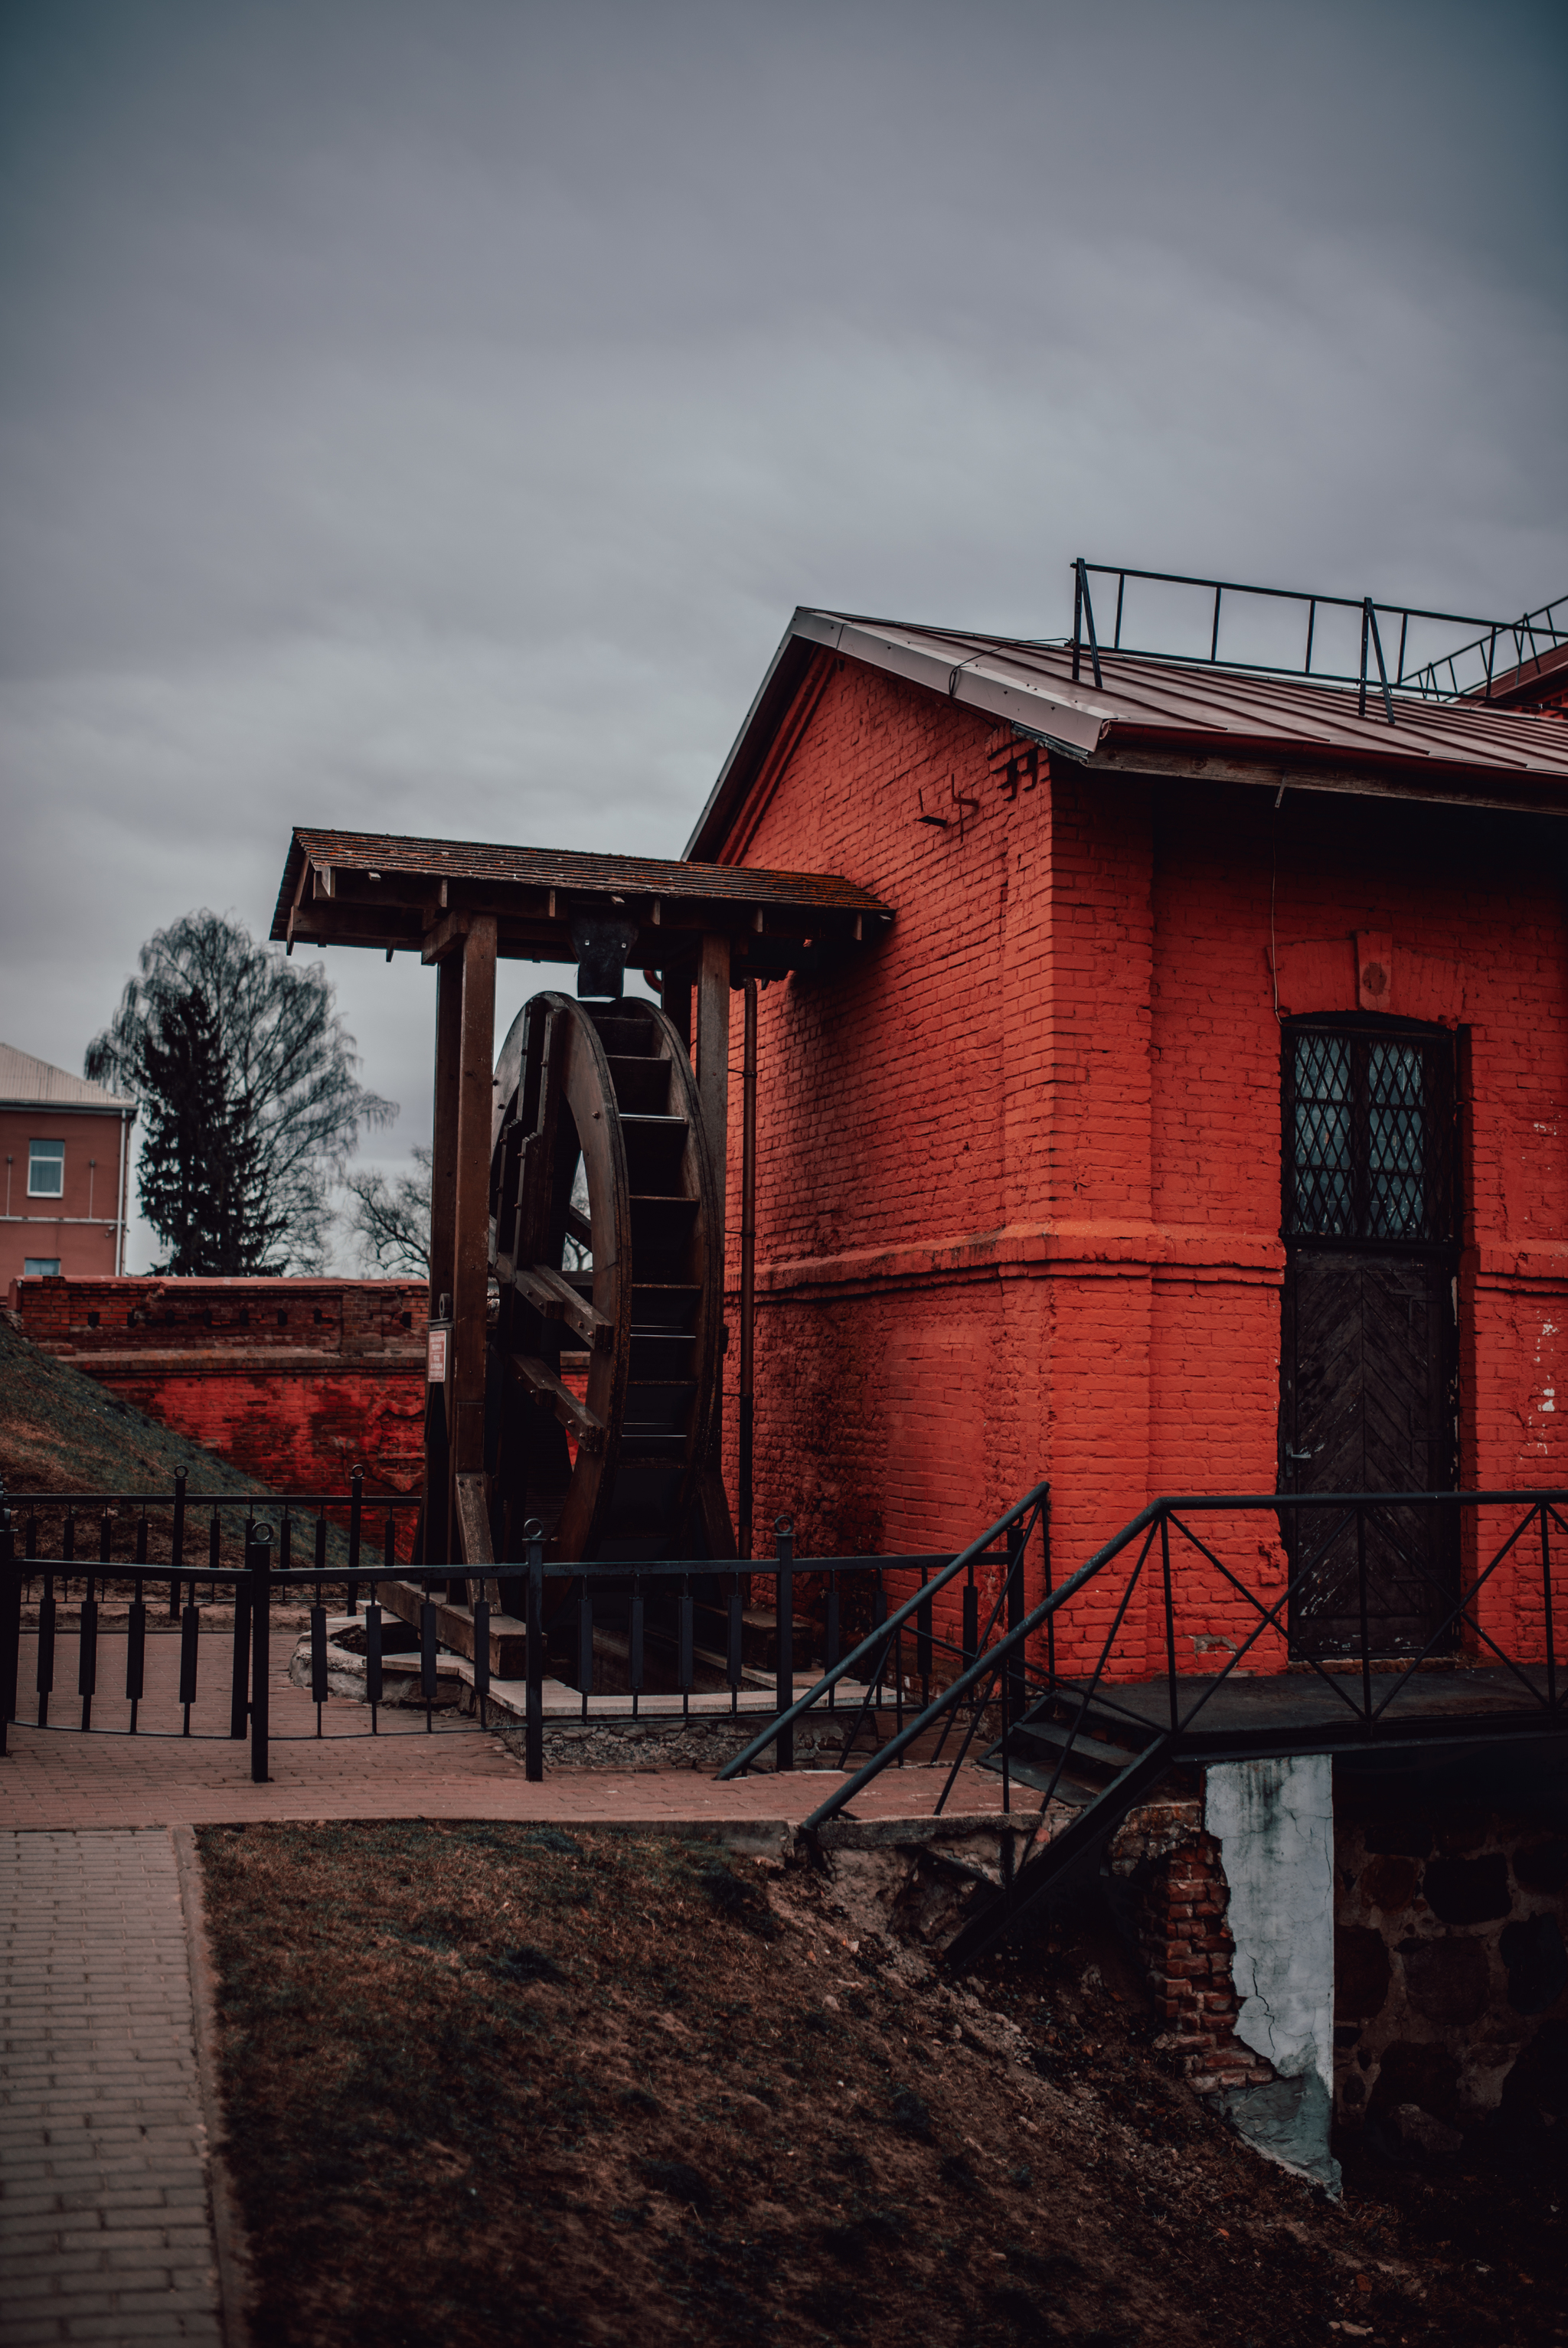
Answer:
684, 609, 1116, 863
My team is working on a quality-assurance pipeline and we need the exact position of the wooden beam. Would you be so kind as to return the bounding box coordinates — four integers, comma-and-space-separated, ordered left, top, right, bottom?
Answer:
696, 931, 730, 1273
423, 955, 463, 1562
421, 907, 471, 965
514, 1003, 565, 1269
695, 929, 730, 1513
500, 1259, 612, 1352
450, 916, 498, 1512
454, 1471, 495, 1572
504, 1350, 606, 1450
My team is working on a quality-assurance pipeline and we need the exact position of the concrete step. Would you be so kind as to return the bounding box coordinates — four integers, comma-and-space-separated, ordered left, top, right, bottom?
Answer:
374, 1580, 527, 1676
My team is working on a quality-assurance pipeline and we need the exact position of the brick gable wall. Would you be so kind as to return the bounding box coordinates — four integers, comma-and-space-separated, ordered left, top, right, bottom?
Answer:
716, 654, 1568, 1675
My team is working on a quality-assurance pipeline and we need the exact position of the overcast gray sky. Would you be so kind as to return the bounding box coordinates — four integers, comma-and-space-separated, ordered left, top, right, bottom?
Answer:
3, 0, 1565, 1270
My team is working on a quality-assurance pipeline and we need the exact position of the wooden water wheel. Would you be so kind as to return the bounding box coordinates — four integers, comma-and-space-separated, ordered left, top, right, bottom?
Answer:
485, 991, 729, 1562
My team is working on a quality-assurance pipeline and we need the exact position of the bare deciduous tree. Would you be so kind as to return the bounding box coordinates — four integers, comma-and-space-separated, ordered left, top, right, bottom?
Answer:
343, 1148, 433, 1277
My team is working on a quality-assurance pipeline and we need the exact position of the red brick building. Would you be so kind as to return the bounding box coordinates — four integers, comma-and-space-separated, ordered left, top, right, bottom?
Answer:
1, 1044, 135, 1289
690, 606, 1568, 1672
11, 1275, 428, 1497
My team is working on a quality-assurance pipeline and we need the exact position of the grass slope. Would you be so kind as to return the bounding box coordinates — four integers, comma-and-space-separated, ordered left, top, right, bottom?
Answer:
0, 1311, 362, 1585
0, 1307, 267, 1501
198, 1822, 1563, 2348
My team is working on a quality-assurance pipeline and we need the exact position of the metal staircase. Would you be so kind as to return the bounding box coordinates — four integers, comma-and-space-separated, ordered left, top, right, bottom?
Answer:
721, 1484, 1568, 1976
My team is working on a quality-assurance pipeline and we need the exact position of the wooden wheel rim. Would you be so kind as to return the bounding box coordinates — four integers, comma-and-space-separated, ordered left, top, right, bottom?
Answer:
488, 991, 721, 1560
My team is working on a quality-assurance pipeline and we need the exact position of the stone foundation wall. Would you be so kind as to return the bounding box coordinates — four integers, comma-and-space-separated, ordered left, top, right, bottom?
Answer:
1334, 1780, 1568, 2155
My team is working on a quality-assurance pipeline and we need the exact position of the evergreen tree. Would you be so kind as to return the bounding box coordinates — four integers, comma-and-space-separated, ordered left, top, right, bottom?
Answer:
88, 910, 395, 1272
134, 988, 281, 1272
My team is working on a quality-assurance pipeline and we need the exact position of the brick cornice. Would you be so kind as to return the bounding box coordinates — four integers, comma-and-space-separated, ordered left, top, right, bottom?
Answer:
752, 1219, 1288, 1299
34, 1347, 425, 1375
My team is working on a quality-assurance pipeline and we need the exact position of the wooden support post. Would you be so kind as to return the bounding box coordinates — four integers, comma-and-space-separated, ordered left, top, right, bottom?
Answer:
739, 978, 758, 1561
695, 932, 733, 1543
450, 916, 498, 1572
422, 955, 463, 1563
696, 933, 730, 1272
430, 955, 462, 1305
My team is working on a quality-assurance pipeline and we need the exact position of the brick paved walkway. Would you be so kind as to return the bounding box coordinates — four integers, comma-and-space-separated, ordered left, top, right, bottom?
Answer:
0, 1830, 224, 2346
1, 1625, 1016, 1832
0, 1625, 1021, 2346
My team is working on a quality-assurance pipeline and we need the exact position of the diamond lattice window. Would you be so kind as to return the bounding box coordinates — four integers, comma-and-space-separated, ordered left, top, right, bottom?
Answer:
1285, 1027, 1455, 1246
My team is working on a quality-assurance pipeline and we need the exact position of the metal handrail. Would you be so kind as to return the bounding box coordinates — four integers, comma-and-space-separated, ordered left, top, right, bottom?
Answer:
1403, 593, 1567, 703
715, 1482, 1049, 1780
717, 1486, 1568, 1839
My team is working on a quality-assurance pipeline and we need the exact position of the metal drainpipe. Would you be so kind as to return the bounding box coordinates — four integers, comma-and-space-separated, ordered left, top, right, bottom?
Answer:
113, 1109, 131, 1275
738, 979, 758, 1562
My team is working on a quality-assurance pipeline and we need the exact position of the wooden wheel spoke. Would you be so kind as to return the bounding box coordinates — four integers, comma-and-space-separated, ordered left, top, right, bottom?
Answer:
504, 1352, 606, 1452
504, 1261, 612, 1352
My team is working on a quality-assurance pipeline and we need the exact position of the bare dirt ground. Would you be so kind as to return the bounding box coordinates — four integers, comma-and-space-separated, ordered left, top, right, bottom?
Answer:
196, 1821, 1565, 2348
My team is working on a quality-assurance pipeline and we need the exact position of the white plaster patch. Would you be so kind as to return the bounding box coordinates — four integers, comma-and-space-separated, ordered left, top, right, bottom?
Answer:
1204, 1755, 1334, 2092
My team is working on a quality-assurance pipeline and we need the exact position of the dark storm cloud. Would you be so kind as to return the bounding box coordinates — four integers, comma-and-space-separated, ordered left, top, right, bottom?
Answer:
2, 0, 1563, 1265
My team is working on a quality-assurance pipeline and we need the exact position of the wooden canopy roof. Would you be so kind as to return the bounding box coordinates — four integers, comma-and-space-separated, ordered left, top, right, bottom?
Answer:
270, 827, 893, 980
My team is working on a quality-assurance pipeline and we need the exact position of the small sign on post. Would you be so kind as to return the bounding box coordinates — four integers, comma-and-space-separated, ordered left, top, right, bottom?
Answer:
426, 1324, 449, 1384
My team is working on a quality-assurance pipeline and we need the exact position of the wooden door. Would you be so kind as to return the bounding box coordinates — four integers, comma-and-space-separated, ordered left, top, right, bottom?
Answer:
1279, 1021, 1460, 1657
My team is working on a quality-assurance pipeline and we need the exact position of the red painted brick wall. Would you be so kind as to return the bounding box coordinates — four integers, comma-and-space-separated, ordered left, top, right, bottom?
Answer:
13, 1275, 428, 1498
714, 652, 1568, 1674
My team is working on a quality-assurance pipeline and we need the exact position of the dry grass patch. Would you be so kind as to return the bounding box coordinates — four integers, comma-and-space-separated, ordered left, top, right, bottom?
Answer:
197, 1821, 1563, 2348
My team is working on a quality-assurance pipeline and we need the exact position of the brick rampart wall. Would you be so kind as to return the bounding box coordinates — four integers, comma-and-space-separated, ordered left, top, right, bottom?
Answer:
715, 651, 1568, 1674
12, 1275, 428, 1497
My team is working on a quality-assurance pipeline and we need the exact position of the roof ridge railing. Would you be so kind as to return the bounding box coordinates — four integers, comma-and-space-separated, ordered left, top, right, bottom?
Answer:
1065, 558, 1563, 724
1402, 592, 1568, 704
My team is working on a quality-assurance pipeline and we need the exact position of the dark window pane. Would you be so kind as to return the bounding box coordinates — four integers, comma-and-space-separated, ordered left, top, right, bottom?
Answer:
1367, 1043, 1427, 1239
1292, 1034, 1354, 1238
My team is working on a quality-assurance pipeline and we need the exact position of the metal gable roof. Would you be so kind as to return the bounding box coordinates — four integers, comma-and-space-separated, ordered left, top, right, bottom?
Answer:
685, 608, 1568, 860
0, 1043, 134, 1114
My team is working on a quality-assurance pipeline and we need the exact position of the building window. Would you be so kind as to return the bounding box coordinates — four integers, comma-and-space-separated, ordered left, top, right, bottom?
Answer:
24, 1258, 61, 1276
1284, 1025, 1457, 1247
28, 1139, 65, 1197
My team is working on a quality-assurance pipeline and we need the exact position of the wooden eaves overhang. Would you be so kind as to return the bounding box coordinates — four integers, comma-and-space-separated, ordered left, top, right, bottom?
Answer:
270, 828, 893, 978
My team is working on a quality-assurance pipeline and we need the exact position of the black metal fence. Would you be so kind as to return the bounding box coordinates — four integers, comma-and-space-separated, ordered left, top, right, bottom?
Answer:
0, 1476, 1050, 1786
